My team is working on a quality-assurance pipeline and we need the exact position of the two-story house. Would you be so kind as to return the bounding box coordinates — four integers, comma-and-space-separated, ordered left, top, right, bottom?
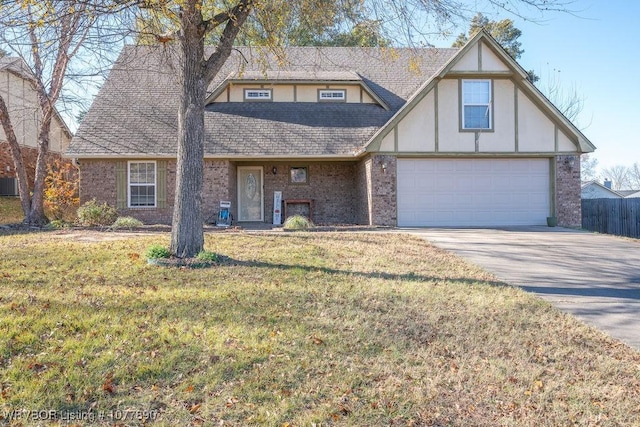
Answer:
0, 56, 72, 196
67, 30, 595, 227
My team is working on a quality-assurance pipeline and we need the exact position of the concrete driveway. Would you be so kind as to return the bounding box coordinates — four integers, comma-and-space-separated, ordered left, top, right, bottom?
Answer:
404, 227, 640, 350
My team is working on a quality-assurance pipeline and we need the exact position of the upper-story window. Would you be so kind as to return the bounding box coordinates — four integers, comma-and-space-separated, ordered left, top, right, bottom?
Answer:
318, 89, 346, 102
244, 89, 272, 101
462, 80, 492, 130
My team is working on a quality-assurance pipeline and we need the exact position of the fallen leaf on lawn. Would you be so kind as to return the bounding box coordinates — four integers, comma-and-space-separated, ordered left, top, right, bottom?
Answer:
129, 253, 140, 261
311, 336, 324, 345
102, 376, 116, 394
185, 385, 194, 393
189, 403, 201, 414
226, 397, 239, 407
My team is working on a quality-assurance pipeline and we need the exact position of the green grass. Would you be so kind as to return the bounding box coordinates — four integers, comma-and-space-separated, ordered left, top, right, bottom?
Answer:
0, 230, 639, 426
0, 197, 23, 224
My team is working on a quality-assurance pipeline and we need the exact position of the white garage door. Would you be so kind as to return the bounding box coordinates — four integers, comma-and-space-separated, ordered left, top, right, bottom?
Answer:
397, 158, 550, 226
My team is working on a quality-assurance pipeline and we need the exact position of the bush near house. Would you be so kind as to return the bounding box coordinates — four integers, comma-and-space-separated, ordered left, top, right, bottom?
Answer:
76, 199, 118, 226
44, 158, 79, 221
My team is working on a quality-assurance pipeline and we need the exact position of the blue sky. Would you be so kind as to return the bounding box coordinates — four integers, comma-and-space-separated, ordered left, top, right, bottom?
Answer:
434, 1, 638, 174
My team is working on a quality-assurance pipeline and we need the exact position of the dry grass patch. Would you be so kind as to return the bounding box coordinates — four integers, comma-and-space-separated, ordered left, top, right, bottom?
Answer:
0, 197, 23, 225
0, 230, 638, 426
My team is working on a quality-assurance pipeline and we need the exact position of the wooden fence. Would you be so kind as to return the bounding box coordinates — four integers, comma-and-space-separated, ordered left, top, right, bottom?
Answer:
581, 198, 640, 238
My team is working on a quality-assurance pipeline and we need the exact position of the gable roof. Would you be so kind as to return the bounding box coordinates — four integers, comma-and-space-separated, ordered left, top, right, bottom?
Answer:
68, 45, 457, 158
0, 56, 73, 140
362, 30, 595, 154
581, 181, 623, 198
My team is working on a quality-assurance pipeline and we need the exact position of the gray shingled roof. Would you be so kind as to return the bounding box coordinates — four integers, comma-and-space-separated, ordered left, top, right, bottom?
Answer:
68, 45, 458, 158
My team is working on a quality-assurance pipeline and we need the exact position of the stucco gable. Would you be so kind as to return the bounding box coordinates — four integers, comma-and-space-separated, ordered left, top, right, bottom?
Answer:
364, 30, 595, 155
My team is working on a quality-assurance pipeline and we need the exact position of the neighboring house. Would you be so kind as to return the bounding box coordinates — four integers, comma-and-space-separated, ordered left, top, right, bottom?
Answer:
581, 181, 623, 199
67, 30, 595, 227
616, 190, 640, 198
0, 56, 72, 196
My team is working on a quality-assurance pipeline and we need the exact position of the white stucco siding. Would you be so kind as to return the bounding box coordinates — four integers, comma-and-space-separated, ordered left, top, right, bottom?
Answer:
437, 80, 475, 152
480, 44, 510, 72
517, 90, 555, 152
558, 129, 578, 152
361, 90, 374, 104
273, 86, 294, 102
397, 90, 435, 152
478, 79, 515, 152
379, 129, 395, 151
0, 70, 40, 148
451, 47, 479, 72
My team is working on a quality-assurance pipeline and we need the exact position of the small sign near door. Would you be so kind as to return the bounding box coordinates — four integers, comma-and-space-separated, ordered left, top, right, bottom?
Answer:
273, 191, 282, 225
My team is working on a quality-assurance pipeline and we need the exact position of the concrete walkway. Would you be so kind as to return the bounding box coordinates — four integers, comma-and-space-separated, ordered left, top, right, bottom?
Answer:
404, 227, 640, 350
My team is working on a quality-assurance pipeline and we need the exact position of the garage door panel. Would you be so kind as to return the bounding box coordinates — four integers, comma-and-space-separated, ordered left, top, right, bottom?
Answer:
397, 158, 550, 226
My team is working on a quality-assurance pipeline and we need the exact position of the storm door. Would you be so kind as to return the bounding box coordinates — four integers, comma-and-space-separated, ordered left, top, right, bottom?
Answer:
237, 166, 264, 221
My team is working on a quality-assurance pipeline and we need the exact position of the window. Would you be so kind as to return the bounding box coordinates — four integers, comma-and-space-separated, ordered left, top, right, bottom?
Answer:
318, 89, 346, 102
128, 161, 156, 207
290, 166, 308, 184
462, 80, 492, 130
244, 89, 272, 101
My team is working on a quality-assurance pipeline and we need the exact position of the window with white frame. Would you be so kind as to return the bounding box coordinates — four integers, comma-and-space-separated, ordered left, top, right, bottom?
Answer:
128, 161, 156, 207
318, 89, 346, 102
462, 80, 492, 130
244, 89, 272, 101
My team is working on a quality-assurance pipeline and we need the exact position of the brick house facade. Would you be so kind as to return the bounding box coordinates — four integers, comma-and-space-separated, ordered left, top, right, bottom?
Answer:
69, 31, 594, 228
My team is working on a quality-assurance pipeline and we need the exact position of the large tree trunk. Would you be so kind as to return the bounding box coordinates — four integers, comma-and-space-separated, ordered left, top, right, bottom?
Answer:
170, 2, 206, 258
25, 109, 53, 226
0, 94, 31, 217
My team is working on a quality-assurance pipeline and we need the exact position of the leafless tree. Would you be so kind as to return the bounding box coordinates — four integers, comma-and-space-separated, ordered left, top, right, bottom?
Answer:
602, 165, 630, 191
0, 0, 127, 225
580, 154, 599, 183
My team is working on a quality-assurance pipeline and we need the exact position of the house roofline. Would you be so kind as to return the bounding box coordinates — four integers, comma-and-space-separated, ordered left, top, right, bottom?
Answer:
65, 153, 363, 161
205, 76, 390, 111
362, 29, 595, 154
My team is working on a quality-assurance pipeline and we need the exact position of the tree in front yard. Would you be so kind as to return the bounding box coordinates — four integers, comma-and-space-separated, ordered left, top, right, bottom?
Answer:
125, 0, 577, 258
0, 1, 103, 226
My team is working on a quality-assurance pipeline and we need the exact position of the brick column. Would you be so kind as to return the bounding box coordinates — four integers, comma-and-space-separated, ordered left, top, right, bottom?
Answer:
555, 155, 581, 227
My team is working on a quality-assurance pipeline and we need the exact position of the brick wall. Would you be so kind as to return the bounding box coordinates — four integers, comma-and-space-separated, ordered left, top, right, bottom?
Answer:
1, 142, 70, 191
79, 159, 231, 225
354, 157, 371, 225
555, 155, 581, 227
260, 161, 357, 225
356, 155, 397, 226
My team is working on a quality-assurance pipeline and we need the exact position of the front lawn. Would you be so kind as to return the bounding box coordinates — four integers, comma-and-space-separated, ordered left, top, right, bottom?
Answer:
0, 231, 638, 425
0, 197, 23, 225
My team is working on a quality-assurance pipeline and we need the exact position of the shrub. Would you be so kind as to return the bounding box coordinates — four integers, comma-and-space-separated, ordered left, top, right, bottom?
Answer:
145, 244, 170, 259
77, 199, 118, 226
283, 215, 314, 230
196, 250, 219, 262
45, 219, 70, 230
112, 216, 144, 229
44, 159, 79, 221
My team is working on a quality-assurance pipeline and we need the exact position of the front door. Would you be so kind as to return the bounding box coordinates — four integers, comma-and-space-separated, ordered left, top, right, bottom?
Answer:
237, 166, 264, 222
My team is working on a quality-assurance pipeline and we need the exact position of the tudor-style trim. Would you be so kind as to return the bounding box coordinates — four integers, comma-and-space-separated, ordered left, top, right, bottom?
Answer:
206, 79, 390, 110
514, 84, 519, 152
362, 29, 594, 155
478, 40, 483, 71
434, 82, 439, 152
550, 158, 557, 217
393, 126, 398, 152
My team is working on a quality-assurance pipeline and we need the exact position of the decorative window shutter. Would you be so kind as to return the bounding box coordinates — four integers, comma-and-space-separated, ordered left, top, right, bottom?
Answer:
157, 160, 167, 208
116, 161, 127, 209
